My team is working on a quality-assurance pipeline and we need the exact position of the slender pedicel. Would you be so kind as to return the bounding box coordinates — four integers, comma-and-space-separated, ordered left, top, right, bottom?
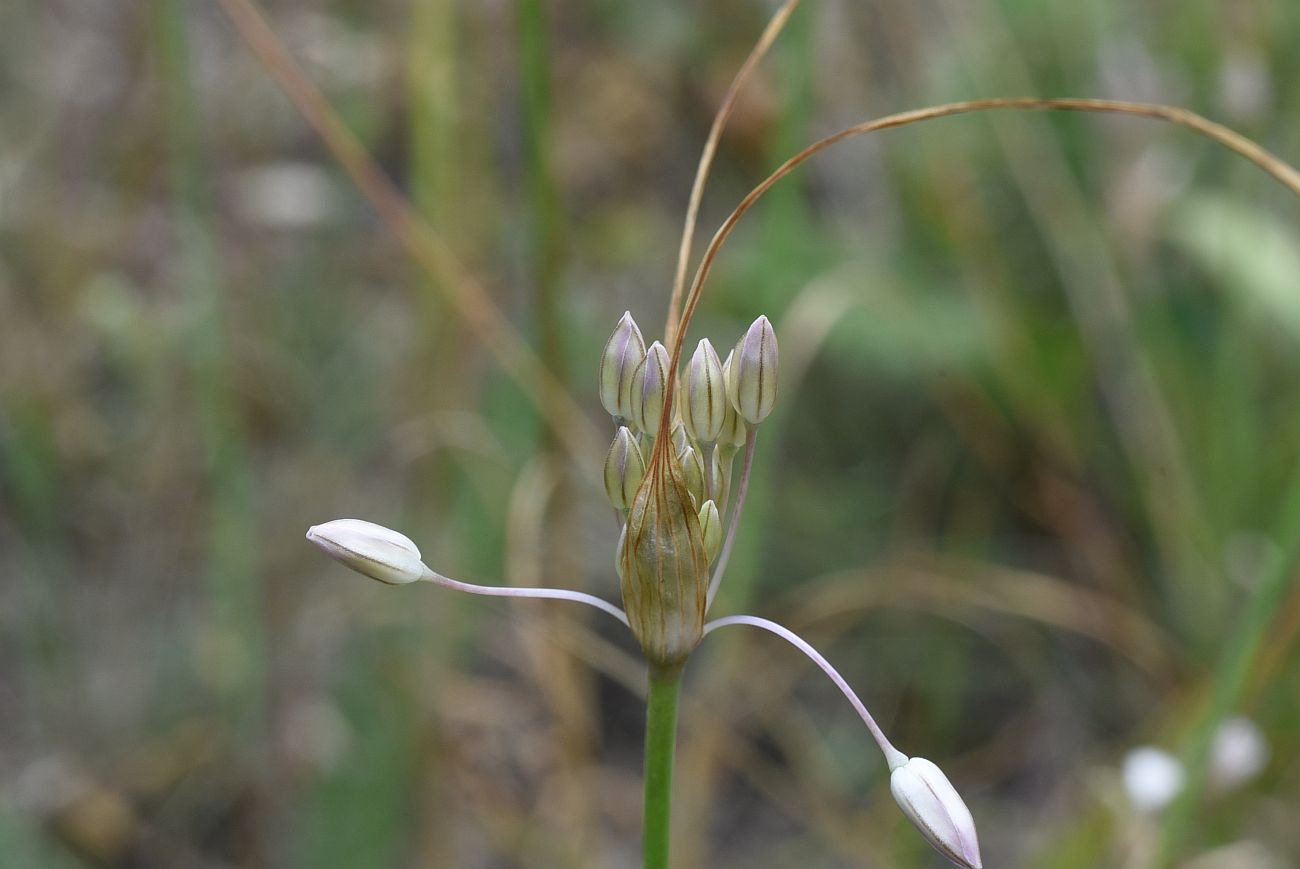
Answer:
308, 518, 629, 627
706, 427, 757, 609
702, 614, 906, 769
421, 567, 630, 627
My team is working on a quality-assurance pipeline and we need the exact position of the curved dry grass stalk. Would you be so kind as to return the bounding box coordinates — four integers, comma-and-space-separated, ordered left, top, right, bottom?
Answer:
664, 0, 802, 346
662, 98, 1300, 415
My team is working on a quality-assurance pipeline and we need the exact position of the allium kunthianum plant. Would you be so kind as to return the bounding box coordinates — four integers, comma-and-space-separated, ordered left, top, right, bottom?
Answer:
308, 308, 981, 868
290, 0, 1300, 865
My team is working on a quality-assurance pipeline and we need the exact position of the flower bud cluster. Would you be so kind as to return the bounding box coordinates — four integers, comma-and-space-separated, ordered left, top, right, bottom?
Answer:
598, 311, 779, 666
599, 312, 779, 522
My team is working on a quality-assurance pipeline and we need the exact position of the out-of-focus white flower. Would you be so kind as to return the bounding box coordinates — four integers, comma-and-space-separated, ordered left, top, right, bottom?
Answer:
1122, 746, 1184, 812
890, 756, 982, 868
306, 518, 425, 585
1209, 716, 1269, 792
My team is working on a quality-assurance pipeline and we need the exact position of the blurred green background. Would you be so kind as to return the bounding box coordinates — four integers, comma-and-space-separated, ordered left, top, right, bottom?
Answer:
3, 0, 1300, 866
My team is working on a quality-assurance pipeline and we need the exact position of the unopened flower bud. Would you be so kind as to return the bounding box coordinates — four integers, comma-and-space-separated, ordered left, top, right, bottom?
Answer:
671, 422, 689, 455
890, 756, 982, 869
677, 443, 705, 509
710, 446, 730, 505
682, 338, 726, 443
599, 311, 646, 422
698, 499, 721, 563
306, 518, 426, 585
717, 351, 748, 448
603, 426, 646, 510
615, 523, 628, 582
727, 315, 778, 426
630, 341, 671, 436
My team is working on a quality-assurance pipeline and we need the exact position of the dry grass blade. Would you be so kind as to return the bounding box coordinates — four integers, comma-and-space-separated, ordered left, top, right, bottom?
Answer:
212, 0, 603, 475
663, 0, 802, 346
667, 97, 1300, 391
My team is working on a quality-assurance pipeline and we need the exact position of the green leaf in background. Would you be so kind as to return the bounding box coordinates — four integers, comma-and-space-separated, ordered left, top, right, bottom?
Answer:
1167, 193, 1300, 337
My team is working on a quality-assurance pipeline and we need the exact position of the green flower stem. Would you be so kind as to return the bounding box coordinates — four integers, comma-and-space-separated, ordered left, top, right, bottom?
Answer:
643, 665, 683, 869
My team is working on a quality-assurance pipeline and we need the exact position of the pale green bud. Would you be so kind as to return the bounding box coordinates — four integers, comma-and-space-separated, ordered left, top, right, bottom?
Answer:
615, 523, 627, 582
306, 518, 425, 585
599, 311, 646, 422
671, 421, 689, 455
716, 351, 748, 448
727, 315, 778, 425
603, 426, 646, 510
630, 340, 671, 436
698, 499, 721, 563
620, 455, 710, 666
677, 443, 706, 509
681, 338, 726, 443
710, 445, 730, 505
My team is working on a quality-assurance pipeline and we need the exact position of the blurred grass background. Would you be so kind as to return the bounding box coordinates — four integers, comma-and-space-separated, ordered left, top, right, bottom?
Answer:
3, 0, 1300, 866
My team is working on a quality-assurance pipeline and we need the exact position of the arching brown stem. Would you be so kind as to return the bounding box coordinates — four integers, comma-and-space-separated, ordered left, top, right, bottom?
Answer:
653, 97, 1300, 454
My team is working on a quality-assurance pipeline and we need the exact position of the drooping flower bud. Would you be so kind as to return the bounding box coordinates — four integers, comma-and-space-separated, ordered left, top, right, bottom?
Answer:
682, 338, 726, 443
604, 426, 647, 510
717, 351, 748, 448
630, 340, 671, 436
727, 315, 778, 426
698, 499, 721, 563
599, 311, 646, 422
306, 518, 426, 585
619, 453, 710, 666
890, 756, 982, 869
677, 443, 706, 509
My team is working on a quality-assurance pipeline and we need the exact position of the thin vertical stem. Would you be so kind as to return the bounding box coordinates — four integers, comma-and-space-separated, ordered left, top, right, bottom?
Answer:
643, 666, 683, 869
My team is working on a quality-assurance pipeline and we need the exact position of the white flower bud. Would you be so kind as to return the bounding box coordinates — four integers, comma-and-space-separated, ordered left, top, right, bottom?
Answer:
727, 315, 778, 426
599, 311, 646, 422
630, 340, 671, 436
306, 518, 425, 585
682, 338, 726, 443
890, 756, 982, 869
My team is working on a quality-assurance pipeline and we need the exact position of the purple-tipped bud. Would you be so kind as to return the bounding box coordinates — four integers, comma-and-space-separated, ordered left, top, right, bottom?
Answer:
727, 315, 778, 426
603, 426, 646, 510
306, 519, 425, 585
682, 338, 726, 443
630, 341, 672, 436
599, 312, 646, 422
890, 757, 982, 869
